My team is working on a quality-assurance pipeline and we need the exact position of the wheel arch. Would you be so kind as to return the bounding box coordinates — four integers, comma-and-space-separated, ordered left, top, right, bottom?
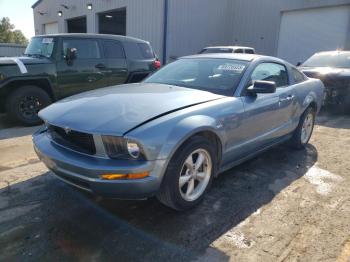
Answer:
0, 78, 56, 109
160, 116, 225, 178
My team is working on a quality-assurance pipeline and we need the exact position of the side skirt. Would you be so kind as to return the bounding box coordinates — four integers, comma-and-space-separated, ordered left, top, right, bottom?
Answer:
218, 134, 293, 174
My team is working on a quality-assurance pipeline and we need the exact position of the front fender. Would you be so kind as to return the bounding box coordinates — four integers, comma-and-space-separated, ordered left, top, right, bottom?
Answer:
159, 115, 224, 161
126, 113, 224, 181
126, 113, 224, 160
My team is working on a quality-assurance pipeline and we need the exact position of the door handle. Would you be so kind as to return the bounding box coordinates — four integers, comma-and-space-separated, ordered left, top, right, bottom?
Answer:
87, 76, 97, 82
95, 63, 106, 69
280, 95, 295, 102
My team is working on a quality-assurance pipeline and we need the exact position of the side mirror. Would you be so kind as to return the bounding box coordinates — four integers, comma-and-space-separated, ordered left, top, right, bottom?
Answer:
247, 80, 276, 95
65, 47, 77, 62
296, 62, 302, 67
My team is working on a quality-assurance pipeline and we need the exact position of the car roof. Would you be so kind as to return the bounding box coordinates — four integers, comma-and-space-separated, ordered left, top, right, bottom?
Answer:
314, 50, 350, 55
181, 53, 263, 62
32, 33, 149, 44
203, 46, 255, 50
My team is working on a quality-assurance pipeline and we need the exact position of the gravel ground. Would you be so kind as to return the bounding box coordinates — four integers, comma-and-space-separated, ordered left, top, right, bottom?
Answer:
0, 112, 349, 261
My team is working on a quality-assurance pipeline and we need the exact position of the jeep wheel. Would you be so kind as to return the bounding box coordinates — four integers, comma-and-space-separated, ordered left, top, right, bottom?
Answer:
6, 86, 52, 126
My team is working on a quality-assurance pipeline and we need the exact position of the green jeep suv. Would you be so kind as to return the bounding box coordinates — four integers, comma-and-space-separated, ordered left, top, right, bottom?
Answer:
0, 34, 160, 125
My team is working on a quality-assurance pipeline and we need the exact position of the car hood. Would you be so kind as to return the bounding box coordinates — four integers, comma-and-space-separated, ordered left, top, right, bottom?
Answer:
300, 66, 350, 79
0, 56, 52, 66
39, 83, 224, 136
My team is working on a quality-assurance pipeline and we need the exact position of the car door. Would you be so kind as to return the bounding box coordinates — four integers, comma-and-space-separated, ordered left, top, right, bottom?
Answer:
239, 62, 292, 152
101, 39, 128, 86
56, 38, 109, 98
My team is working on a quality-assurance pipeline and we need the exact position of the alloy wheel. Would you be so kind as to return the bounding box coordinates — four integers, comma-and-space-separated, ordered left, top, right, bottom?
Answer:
301, 112, 314, 144
179, 148, 212, 202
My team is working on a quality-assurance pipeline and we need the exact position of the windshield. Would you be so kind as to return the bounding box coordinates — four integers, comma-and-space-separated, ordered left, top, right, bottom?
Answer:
144, 58, 248, 95
302, 52, 350, 68
24, 37, 55, 58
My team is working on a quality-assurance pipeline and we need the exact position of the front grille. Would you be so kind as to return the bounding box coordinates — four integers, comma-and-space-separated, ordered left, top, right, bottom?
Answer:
48, 125, 96, 155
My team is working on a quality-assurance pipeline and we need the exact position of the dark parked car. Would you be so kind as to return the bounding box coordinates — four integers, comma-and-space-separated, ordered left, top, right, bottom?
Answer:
34, 53, 324, 210
0, 33, 160, 125
299, 51, 350, 111
199, 46, 255, 54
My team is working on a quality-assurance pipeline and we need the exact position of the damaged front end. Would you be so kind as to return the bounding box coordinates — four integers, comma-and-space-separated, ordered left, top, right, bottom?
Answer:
321, 78, 350, 108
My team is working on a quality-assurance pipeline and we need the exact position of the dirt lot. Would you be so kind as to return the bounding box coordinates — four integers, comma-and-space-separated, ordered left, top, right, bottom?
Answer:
0, 112, 349, 262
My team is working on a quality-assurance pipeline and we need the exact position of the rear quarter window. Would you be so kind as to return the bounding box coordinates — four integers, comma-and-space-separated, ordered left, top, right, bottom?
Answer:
137, 43, 154, 59
124, 42, 155, 60
292, 67, 307, 83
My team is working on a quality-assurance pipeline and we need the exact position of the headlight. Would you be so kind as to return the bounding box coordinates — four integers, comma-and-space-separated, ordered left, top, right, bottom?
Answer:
127, 141, 141, 159
101, 136, 144, 160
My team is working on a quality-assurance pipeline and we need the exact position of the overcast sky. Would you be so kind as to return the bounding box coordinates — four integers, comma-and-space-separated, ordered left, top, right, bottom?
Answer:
0, 0, 37, 39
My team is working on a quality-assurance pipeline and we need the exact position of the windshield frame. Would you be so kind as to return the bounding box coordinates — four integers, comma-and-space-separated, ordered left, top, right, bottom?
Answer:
144, 57, 249, 96
302, 52, 350, 69
24, 36, 57, 59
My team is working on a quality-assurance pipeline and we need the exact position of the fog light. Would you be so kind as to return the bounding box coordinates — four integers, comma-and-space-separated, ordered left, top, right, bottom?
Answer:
127, 141, 140, 159
101, 172, 149, 180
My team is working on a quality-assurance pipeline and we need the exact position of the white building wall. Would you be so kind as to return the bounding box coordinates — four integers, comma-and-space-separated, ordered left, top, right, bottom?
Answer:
166, 0, 232, 60
32, 0, 350, 63
229, 0, 350, 56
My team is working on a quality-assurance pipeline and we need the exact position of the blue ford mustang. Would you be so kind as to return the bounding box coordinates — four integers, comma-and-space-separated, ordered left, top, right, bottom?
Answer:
33, 54, 324, 210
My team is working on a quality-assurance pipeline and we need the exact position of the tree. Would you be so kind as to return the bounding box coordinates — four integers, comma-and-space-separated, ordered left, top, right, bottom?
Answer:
0, 17, 28, 45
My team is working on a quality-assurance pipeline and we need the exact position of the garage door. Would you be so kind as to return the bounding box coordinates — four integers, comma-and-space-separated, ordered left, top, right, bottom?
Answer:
44, 22, 59, 35
277, 6, 350, 65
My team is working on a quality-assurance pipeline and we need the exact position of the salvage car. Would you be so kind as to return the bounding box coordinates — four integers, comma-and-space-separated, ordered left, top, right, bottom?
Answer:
0, 34, 160, 125
33, 53, 324, 210
299, 51, 350, 111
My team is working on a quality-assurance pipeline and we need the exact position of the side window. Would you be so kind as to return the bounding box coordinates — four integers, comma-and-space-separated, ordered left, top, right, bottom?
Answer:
292, 67, 306, 84
250, 62, 289, 88
102, 40, 125, 59
63, 38, 101, 59
245, 49, 255, 54
234, 49, 244, 53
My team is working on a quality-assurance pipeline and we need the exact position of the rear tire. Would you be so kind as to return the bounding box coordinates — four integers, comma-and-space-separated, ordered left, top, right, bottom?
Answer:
5, 86, 51, 126
157, 136, 218, 211
289, 107, 315, 149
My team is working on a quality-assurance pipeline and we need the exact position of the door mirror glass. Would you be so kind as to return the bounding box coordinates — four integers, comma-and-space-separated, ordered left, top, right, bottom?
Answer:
65, 47, 77, 62
247, 80, 276, 94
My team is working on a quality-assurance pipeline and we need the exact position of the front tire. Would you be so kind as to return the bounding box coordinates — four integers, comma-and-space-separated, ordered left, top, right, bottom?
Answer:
157, 136, 217, 211
5, 86, 52, 126
289, 107, 315, 149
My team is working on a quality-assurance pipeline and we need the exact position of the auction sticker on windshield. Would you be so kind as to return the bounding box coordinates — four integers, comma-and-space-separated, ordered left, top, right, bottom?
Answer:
217, 63, 245, 73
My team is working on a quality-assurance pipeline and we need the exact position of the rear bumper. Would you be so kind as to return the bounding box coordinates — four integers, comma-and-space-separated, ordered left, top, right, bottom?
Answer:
33, 129, 166, 199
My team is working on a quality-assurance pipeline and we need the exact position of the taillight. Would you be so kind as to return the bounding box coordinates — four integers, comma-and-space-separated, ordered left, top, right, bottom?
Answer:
153, 60, 161, 70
